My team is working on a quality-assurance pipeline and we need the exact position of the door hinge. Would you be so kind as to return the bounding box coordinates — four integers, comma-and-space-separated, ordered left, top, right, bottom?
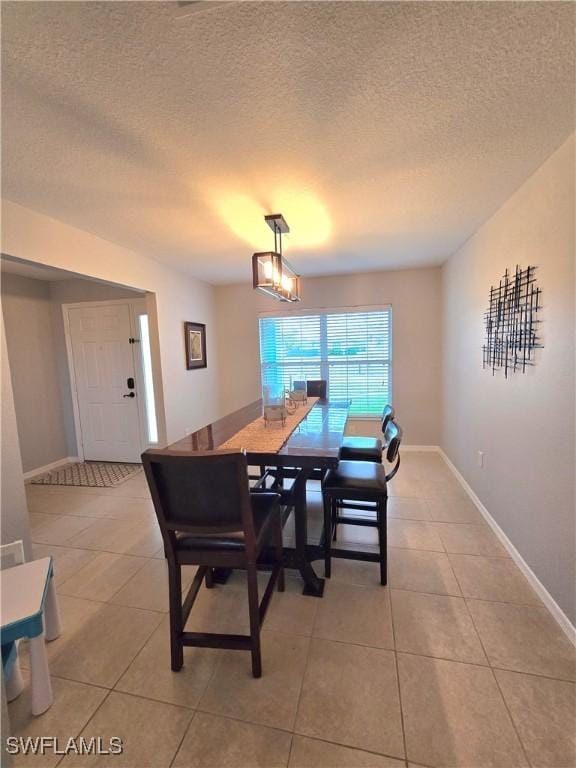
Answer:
128, 337, 140, 344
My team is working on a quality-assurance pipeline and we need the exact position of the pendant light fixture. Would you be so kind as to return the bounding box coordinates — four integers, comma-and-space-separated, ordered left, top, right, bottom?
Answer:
252, 214, 301, 302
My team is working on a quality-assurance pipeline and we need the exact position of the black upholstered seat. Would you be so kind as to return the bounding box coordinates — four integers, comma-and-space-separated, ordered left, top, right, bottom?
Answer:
338, 436, 383, 462
175, 493, 278, 551
337, 404, 395, 462
324, 460, 387, 493
322, 420, 403, 585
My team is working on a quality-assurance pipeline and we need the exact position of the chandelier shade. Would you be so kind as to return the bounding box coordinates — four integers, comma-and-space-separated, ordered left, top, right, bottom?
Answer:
252, 251, 300, 302
252, 214, 301, 302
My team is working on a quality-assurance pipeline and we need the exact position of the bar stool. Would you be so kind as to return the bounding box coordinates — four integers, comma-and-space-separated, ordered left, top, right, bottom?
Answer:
306, 379, 327, 399
322, 421, 402, 584
142, 449, 285, 678
338, 404, 395, 462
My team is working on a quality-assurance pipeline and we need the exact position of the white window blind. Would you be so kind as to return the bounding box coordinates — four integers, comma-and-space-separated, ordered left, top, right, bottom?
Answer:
258, 308, 392, 417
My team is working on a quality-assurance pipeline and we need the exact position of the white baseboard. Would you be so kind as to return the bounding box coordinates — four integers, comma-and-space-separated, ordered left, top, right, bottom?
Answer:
436, 446, 576, 646
23, 456, 81, 481
401, 445, 439, 452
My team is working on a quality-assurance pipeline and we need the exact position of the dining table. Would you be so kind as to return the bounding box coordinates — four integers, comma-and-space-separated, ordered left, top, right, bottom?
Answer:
166, 398, 350, 597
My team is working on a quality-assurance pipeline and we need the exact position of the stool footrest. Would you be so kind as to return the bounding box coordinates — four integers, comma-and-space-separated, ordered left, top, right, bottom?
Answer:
335, 501, 380, 513
331, 548, 382, 563
182, 632, 252, 651
335, 515, 379, 527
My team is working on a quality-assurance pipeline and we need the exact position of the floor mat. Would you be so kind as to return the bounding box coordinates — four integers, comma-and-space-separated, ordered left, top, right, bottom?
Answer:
30, 461, 143, 488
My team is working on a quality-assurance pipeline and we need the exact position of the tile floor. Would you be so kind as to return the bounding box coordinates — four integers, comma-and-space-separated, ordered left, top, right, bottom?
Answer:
7, 452, 576, 768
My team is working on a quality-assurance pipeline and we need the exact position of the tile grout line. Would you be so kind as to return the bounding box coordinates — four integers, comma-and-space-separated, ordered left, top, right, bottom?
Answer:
435, 448, 576, 644
286, 732, 298, 768
388, 582, 409, 764
46, 579, 575, 686
22, 462, 573, 766
37, 603, 164, 693
193, 704, 295, 737
29, 580, 576, 689
288, 731, 410, 766
35, 542, 165, 560
28, 515, 102, 547
51, 591, 167, 615
44, 645, 574, 741
285, 620, 314, 750
105, 609, 165, 691
168, 710, 198, 768
53, 688, 115, 768
488, 669, 535, 768
97, 687, 196, 713
191, 699, 411, 766
284, 734, 294, 768
75, 684, 197, 767
32, 534, 164, 559
448, 558, 534, 768
56, 552, 152, 602
483, 666, 576, 685
14, 670, 114, 768
110, 681, 199, 714
190, 606, 230, 714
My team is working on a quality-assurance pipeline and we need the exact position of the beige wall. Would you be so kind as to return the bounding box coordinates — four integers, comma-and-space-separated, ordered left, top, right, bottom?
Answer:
2, 273, 70, 472
214, 268, 443, 445
2, 200, 222, 445
49, 278, 141, 305
442, 134, 575, 623
1, 316, 32, 557
1, 273, 147, 471
1, 199, 222, 555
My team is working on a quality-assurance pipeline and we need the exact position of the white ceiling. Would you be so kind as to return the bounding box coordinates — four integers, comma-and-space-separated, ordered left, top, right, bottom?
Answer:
2, 1, 574, 284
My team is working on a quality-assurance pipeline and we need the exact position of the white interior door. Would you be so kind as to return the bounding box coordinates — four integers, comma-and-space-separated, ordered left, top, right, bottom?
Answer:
68, 304, 143, 462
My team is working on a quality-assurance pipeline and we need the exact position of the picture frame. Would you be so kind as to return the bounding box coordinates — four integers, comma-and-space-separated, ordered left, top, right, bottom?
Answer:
184, 321, 207, 370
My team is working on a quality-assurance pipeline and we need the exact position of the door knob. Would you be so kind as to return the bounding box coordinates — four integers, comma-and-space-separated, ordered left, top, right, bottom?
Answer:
123, 392, 136, 398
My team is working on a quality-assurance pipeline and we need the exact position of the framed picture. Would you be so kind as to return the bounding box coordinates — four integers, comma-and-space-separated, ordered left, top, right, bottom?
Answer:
184, 322, 207, 370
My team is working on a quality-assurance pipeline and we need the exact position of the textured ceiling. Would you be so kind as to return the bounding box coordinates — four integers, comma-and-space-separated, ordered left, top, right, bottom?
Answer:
2, 1, 574, 284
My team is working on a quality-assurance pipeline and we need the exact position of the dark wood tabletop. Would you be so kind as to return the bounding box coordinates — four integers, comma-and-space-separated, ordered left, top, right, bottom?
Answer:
165, 398, 350, 597
167, 398, 349, 469
276, 399, 349, 457
245, 399, 349, 471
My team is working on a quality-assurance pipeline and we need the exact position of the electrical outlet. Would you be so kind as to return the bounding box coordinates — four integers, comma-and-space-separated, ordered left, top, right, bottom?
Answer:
477, 450, 484, 468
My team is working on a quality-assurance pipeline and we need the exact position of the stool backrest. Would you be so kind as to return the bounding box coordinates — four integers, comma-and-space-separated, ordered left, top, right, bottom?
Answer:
292, 380, 307, 392
306, 379, 327, 399
383, 420, 403, 481
142, 450, 254, 538
381, 404, 395, 435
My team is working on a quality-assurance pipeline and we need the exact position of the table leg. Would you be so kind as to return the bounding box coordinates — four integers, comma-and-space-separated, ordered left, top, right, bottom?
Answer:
5, 647, 24, 702
293, 470, 325, 597
211, 568, 232, 584
1, 665, 13, 768
44, 576, 62, 641
29, 632, 53, 715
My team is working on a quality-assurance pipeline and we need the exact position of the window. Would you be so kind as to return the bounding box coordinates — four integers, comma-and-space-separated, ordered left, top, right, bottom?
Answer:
258, 308, 392, 417
137, 313, 158, 443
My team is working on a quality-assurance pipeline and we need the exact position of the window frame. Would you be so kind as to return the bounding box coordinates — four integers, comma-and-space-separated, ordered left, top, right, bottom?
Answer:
257, 303, 393, 419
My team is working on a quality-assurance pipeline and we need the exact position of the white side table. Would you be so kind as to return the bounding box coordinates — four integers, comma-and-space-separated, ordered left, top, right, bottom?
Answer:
1, 557, 61, 715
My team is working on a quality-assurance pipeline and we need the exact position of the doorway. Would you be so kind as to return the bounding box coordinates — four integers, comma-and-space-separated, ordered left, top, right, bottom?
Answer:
64, 299, 156, 463
1, 257, 163, 477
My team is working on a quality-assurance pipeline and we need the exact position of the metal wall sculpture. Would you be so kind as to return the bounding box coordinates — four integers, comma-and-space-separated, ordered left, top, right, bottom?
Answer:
483, 265, 543, 377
